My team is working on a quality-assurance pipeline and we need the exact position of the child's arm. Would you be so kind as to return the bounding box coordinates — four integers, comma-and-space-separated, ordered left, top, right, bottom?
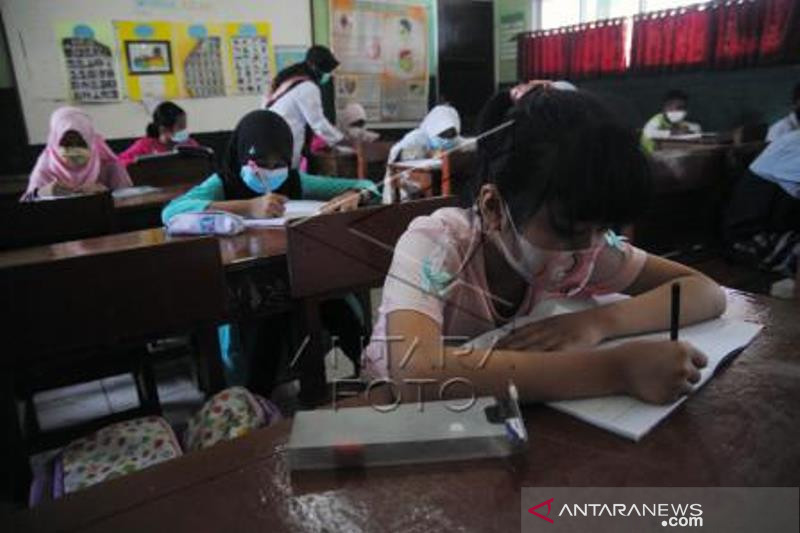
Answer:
387, 309, 707, 405
500, 254, 725, 352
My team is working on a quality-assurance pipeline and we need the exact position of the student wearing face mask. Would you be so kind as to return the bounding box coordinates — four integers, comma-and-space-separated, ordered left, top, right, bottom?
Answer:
162, 110, 378, 387
362, 87, 726, 406
118, 101, 200, 167
300, 102, 381, 172
766, 83, 800, 143
382, 104, 465, 203
264, 45, 346, 168
161, 110, 378, 223
22, 107, 132, 200
641, 90, 702, 152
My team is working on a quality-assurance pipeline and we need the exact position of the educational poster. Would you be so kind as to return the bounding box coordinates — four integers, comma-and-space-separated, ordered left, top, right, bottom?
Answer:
114, 21, 180, 101
55, 22, 121, 103
275, 45, 307, 72
225, 22, 275, 96
174, 23, 226, 98
330, 0, 429, 123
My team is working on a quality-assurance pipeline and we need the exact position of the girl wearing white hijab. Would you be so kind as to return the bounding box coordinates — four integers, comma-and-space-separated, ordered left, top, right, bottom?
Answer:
338, 103, 380, 144
382, 104, 463, 203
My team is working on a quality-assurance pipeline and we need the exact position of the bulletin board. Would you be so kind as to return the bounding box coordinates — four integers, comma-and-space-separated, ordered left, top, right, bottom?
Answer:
329, 0, 430, 124
2, 0, 312, 144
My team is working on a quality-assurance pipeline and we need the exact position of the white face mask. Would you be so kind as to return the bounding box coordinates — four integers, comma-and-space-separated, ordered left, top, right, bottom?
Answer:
665, 110, 687, 124
486, 203, 602, 295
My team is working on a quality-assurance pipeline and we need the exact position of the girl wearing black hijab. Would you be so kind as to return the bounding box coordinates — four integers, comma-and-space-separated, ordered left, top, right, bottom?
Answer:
162, 110, 377, 389
162, 109, 377, 223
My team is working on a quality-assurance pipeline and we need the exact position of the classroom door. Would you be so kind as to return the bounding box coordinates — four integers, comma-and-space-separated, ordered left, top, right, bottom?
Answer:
437, 0, 495, 134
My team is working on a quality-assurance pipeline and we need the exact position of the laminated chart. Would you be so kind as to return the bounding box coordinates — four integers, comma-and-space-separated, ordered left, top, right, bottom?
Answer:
175, 23, 226, 98
225, 22, 275, 96
55, 22, 121, 102
115, 21, 180, 101
330, 0, 429, 122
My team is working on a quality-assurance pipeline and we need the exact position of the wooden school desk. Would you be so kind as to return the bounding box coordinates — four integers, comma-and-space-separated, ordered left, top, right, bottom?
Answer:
11, 289, 799, 532
307, 141, 394, 181
112, 184, 194, 232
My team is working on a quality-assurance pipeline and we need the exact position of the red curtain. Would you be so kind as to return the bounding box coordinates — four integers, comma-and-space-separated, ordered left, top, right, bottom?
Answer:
760, 0, 795, 57
712, 0, 764, 69
631, 7, 712, 72
518, 18, 626, 81
519, 30, 570, 80
569, 20, 627, 78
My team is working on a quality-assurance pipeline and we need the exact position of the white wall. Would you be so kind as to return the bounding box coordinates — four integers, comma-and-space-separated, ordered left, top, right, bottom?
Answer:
1, 0, 312, 143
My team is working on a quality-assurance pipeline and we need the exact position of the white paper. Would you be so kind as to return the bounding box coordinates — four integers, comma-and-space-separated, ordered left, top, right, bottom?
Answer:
111, 186, 160, 199
242, 200, 326, 228
464, 296, 763, 441
391, 158, 442, 170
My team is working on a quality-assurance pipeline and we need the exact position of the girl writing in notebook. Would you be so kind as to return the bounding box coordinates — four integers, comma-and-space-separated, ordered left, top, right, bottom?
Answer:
363, 85, 726, 405
23, 107, 131, 200
162, 109, 376, 387
118, 101, 200, 167
161, 109, 378, 222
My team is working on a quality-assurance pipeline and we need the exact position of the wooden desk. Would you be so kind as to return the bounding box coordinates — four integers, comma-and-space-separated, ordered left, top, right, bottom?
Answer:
12, 290, 799, 531
0, 227, 287, 272
112, 184, 194, 232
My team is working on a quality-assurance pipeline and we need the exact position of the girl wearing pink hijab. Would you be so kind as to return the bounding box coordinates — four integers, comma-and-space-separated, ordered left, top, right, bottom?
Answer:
23, 107, 132, 200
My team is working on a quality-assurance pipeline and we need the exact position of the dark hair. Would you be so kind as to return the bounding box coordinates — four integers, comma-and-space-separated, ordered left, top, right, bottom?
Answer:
468, 88, 652, 238
792, 83, 800, 103
271, 45, 339, 91
663, 89, 689, 104
146, 101, 185, 138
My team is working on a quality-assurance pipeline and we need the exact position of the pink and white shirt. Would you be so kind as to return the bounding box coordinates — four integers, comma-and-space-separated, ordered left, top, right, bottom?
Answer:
362, 207, 647, 379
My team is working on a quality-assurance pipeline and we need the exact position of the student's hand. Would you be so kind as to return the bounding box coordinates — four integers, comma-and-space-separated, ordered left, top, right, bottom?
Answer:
617, 340, 707, 404
248, 193, 287, 218
38, 182, 78, 197
77, 182, 108, 194
320, 190, 362, 214
510, 80, 552, 102
496, 311, 606, 352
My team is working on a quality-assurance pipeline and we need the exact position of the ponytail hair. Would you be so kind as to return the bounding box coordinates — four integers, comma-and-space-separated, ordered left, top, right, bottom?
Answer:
146, 101, 186, 138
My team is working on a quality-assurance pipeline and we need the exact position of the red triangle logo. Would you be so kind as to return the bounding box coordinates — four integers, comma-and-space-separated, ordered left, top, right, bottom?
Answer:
528, 498, 555, 523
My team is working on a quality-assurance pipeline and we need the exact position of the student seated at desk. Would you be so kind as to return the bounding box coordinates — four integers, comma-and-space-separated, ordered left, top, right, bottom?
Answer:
383, 104, 466, 203
22, 107, 132, 200
301, 103, 380, 172
162, 110, 378, 223
766, 83, 800, 143
118, 101, 200, 167
364, 87, 726, 406
641, 90, 702, 152
162, 109, 377, 387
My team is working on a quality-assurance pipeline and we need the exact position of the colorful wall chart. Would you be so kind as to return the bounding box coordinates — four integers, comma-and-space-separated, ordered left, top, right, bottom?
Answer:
55, 21, 121, 103
225, 22, 275, 96
174, 23, 227, 98
330, 0, 429, 123
115, 21, 180, 101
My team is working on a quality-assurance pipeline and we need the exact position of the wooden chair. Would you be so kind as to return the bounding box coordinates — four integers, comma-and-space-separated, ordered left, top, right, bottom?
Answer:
356, 140, 394, 181
286, 196, 458, 404
0, 237, 228, 503
0, 193, 114, 251
127, 146, 214, 188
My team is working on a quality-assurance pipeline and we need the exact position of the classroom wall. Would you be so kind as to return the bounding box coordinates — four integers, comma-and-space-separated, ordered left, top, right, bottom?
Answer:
578, 65, 800, 132
494, 0, 532, 85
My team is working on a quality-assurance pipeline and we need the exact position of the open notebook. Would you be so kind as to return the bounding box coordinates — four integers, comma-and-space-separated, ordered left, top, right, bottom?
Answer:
464, 297, 763, 441
243, 200, 326, 228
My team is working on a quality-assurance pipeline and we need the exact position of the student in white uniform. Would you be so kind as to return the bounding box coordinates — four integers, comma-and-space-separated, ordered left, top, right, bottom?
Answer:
766, 83, 800, 143
382, 105, 464, 203
338, 103, 380, 144
640, 90, 702, 152
264, 45, 345, 168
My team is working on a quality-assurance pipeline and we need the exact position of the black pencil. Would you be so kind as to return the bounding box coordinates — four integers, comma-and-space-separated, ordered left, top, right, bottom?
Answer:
670, 282, 681, 341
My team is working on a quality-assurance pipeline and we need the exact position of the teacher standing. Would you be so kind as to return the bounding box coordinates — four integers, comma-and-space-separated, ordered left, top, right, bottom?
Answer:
264, 45, 345, 168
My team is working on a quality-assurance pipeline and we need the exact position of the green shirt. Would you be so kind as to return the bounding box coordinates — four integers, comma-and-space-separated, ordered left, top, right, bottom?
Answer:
161, 172, 380, 224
